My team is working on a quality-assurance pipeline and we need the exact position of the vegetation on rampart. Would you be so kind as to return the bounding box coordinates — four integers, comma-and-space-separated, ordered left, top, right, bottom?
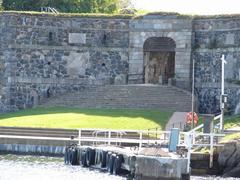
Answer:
2, 0, 133, 14
2, 10, 240, 21
0, 11, 134, 19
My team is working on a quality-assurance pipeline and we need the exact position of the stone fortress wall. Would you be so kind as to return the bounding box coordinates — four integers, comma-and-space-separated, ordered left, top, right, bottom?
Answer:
0, 12, 240, 114
193, 17, 240, 114
0, 13, 130, 112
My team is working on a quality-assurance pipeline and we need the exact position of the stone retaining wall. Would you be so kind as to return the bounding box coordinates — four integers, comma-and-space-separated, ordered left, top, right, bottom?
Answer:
0, 13, 130, 111
193, 17, 240, 114
0, 12, 240, 114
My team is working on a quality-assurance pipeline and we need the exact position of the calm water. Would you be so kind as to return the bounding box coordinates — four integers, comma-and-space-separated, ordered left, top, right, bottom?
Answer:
0, 154, 124, 180
0, 154, 239, 180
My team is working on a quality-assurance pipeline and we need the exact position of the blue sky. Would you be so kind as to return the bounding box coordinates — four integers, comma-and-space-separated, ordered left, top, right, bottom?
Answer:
131, 0, 240, 15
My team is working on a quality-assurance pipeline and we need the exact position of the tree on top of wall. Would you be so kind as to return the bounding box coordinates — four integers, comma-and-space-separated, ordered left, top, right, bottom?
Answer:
3, 0, 81, 12
2, 0, 132, 14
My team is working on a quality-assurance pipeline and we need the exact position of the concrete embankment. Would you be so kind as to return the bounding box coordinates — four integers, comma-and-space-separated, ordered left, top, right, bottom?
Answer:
0, 144, 65, 155
135, 155, 188, 180
0, 126, 79, 155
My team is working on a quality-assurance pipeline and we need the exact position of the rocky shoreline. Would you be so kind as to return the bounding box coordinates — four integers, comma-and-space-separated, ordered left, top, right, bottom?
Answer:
218, 140, 240, 178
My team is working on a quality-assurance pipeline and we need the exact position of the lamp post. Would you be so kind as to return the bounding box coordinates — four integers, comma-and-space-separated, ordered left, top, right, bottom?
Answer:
191, 58, 195, 129
220, 54, 227, 131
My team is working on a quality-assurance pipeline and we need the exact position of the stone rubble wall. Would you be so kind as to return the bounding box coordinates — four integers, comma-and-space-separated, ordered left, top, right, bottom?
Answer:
0, 13, 130, 111
193, 17, 240, 114
0, 13, 240, 114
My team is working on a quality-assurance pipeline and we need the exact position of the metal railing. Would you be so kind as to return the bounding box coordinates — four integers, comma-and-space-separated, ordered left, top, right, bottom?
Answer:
40, 7, 59, 13
0, 126, 225, 174
182, 114, 225, 173
189, 114, 222, 133
77, 128, 171, 148
181, 131, 225, 173
0, 134, 73, 141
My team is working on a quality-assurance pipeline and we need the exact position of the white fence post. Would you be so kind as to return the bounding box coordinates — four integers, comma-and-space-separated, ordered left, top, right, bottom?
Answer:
78, 129, 81, 146
192, 131, 196, 145
116, 132, 118, 146
139, 132, 143, 148
186, 132, 192, 174
108, 130, 111, 146
209, 133, 214, 168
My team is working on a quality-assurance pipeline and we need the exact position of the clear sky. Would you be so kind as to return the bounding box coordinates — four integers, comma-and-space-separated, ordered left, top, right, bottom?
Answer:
131, 0, 240, 15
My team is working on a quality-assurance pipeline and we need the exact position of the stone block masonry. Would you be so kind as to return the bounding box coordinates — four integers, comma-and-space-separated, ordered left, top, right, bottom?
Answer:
193, 17, 240, 114
0, 12, 239, 114
0, 13, 130, 111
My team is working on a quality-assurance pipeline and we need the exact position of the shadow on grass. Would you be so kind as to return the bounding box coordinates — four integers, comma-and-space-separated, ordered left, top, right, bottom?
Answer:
0, 107, 173, 128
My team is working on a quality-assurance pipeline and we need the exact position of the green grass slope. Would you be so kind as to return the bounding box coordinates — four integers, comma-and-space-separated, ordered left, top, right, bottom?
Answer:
224, 115, 240, 130
0, 107, 172, 130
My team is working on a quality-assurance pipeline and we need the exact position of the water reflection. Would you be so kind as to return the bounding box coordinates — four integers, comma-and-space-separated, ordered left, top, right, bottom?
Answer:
0, 154, 125, 180
0, 154, 240, 180
192, 176, 240, 180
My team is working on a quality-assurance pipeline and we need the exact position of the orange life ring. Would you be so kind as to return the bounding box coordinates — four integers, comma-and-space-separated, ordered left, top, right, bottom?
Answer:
186, 112, 198, 125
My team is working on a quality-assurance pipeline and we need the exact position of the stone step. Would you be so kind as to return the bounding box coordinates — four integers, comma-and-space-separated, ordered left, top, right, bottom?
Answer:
46, 99, 191, 104
62, 98, 190, 102
41, 84, 193, 112
0, 127, 153, 141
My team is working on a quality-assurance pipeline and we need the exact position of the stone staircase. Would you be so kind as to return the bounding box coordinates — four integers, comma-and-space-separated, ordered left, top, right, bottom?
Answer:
41, 84, 193, 112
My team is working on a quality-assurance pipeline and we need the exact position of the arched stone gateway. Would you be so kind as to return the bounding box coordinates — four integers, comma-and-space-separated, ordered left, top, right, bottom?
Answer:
143, 37, 176, 84
128, 16, 192, 89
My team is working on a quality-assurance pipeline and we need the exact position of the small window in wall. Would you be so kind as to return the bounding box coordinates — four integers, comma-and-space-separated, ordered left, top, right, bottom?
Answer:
153, 64, 157, 76
102, 33, 107, 45
49, 32, 53, 41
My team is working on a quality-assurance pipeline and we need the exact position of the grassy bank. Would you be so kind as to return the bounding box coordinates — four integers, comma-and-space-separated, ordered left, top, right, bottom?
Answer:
0, 107, 172, 130
222, 132, 240, 142
224, 115, 240, 130
220, 115, 240, 142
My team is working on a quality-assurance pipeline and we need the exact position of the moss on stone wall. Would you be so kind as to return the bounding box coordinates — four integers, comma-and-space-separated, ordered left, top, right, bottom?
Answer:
0, 11, 134, 19
2, 10, 240, 20
194, 14, 240, 19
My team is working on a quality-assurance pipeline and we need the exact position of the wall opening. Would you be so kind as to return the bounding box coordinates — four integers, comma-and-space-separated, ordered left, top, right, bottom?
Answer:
143, 37, 176, 84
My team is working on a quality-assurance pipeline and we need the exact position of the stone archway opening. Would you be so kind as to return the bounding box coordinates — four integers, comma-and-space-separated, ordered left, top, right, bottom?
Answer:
143, 37, 176, 84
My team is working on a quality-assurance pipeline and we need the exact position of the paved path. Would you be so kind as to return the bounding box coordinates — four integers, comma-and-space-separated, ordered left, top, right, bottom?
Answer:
165, 112, 188, 131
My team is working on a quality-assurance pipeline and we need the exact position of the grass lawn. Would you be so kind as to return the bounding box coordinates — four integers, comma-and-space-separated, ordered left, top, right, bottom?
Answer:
224, 115, 240, 130
0, 107, 172, 130
219, 115, 240, 142
222, 132, 240, 142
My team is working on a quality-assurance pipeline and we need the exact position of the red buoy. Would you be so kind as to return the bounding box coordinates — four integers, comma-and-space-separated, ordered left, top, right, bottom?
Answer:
186, 112, 198, 125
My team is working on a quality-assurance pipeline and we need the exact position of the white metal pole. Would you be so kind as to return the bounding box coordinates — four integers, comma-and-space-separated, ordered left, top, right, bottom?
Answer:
209, 133, 214, 168
139, 132, 143, 148
220, 55, 226, 131
186, 132, 192, 174
191, 58, 195, 129
78, 129, 81, 146
108, 130, 111, 146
